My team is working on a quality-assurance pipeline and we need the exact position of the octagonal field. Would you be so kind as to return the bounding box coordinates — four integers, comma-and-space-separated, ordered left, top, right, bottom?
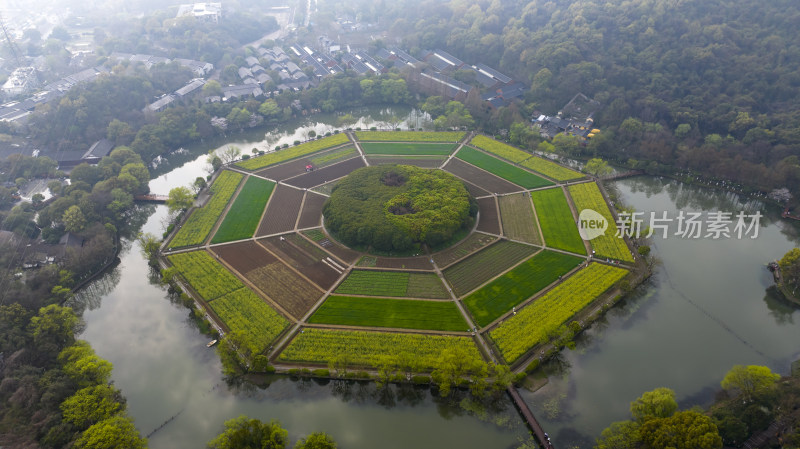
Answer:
162, 131, 634, 369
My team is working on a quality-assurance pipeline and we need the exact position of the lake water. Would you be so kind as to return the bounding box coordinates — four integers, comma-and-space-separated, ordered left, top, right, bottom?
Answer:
77, 131, 800, 448
523, 176, 800, 447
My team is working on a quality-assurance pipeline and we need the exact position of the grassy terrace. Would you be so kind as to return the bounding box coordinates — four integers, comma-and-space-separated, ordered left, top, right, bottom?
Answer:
456, 146, 552, 189
360, 142, 458, 155
308, 295, 468, 331
211, 176, 275, 244
236, 134, 350, 170
470, 135, 584, 181
463, 250, 584, 327
334, 270, 449, 299
443, 240, 538, 296
355, 131, 465, 142
169, 170, 243, 248
490, 263, 628, 364
278, 328, 482, 368
168, 250, 243, 300
470, 135, 531, 163
520, 157, 584, 182
568, 182, 634, 262
209, 288, 288, 354
530, 188, 586, 255
167, 250, 288, 353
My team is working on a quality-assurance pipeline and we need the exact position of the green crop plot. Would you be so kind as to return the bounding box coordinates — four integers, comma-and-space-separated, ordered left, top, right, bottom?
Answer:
308, 295, 467, 331
309, 146, 357, 166
470, 135, 531, 163
443, 240, 538, 296
520, 157, 584, 182
490, 263, 628, 364
236, 134, 350, 170
360, 142, 457, 155
568, 182, 634, 262
209, 288, 288, 354
456, 147, 552, 189
169, 170, 243, 248
211, 177, 275, 244
355, 131, 465, 142
334, 270, 448, 299
498, 193, 541, 245
168, 250, 243, 301
530, 188, 586, 255
463, 250, 583, 326
278, 328, 482, 369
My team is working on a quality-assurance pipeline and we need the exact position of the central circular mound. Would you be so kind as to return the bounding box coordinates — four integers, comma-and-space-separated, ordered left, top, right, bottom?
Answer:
323, 165, 476, 252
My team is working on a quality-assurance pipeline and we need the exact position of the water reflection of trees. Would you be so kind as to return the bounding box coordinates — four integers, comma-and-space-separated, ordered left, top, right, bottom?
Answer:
762, 286, 798, 325
69, 263, 122, 313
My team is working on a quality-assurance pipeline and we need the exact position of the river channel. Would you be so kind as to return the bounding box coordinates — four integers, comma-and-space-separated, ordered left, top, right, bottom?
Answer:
75, 114, 800, 448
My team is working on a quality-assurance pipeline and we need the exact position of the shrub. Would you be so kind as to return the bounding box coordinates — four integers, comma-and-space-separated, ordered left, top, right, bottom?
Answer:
294, 140, 301, 146
311, 368, 330, 377
241, 154, 250, 160
412, 375, 431, 384
370, 127, 377, 131
275, 145, 281, 151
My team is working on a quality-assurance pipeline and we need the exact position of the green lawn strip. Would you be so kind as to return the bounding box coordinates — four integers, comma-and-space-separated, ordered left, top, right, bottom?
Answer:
169, 170, 243, 248
235, 134, 350, 170
456, 146, 552, 189
490, 263, 628, 364
469, 135, 531, 163
208, 288, 288, 354
309, 146, 357, 166
355, 131, 465, 142
406, 273, 449, 299
334, 270, 449, 298
568, 182, 634, 262
211, 177, 275, 244
167, 250, 244, 301
519, 156, 584, 182
360, 142, 458, 155
277, 328, 482, 369
335, 270, 408, 296
443, 240, 538, 296
463, 250, 584, 327
308, 295, 468, 331
530, 188, 586, 255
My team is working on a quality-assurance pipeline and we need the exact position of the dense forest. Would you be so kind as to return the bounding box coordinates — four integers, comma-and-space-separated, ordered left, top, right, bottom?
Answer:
314, 0, 800, 201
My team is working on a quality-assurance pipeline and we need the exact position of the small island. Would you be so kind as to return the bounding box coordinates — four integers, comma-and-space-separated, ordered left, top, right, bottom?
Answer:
323, 165, 476, 252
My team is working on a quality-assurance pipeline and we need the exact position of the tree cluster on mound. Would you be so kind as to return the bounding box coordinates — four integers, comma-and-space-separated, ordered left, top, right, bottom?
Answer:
323, 165, 475, 252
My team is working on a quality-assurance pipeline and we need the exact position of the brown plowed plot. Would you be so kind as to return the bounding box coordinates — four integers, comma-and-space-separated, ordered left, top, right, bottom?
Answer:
443, 158, 520, 194
256, 184, 304, 236
442, 240, 538, 297
258, 234, 342, 290
371, 256, 433, 270
365, 156, 446, 168
303, 229, 361, 264
461, 180, 491, 197
214, 240, 323, 318
284, 157, 365, 189
476, 197, 501, 234
256, 158, 313, 181
432, 233, 498, 268
498, 193, 542, 245
297, 191, 326, 229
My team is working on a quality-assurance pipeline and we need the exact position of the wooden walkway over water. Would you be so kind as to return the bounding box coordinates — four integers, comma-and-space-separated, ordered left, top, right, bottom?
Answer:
507, 386, 553, 448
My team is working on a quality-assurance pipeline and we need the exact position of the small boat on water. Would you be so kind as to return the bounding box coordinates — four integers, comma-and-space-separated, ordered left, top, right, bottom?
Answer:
206, 339, 218, 348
